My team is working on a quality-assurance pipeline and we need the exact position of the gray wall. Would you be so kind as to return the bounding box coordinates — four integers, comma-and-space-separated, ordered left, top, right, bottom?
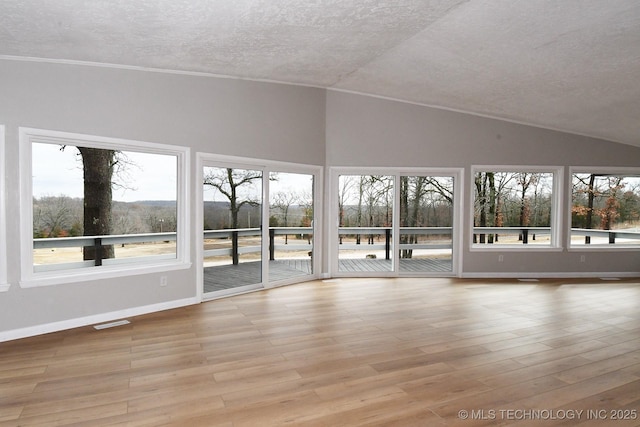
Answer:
326, 91, 640, 276
0, 59, 326, 335
1, 59, 638, 339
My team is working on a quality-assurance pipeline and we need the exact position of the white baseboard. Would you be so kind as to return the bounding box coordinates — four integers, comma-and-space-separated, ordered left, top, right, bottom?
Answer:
460, 272, 640, 279
0, 297, 199, 343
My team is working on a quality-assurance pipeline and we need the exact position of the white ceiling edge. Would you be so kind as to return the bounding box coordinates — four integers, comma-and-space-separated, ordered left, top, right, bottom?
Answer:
0, 54, 327, 89
1, 54, 635, 149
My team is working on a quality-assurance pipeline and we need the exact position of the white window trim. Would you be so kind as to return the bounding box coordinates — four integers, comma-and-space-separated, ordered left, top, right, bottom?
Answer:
19, 128, 191, 288
470, 165, 564, 251
328, 166, 463, 278
0, 125, 8, 292
568, 166, 640, 251
195, 152, 323, 302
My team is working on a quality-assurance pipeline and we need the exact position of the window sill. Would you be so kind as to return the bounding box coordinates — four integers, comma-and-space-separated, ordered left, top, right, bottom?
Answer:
20, 261, 191, 288
470, 245, 563, 252
568, 245, 640, 252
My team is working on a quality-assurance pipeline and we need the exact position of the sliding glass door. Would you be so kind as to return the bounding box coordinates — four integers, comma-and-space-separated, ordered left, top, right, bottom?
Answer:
200, 157, 320, 299
268, 172, 315, 283
337, 175, 394, 273
399, 175, 454, 274
333, 169, 458, 277
202, 166, 264, 296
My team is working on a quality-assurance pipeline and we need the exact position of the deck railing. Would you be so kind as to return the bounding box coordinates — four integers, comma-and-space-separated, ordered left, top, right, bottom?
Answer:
203, 227, 313, 261
473, 226, 640, 245
570, 228, 640, 245
338, 227, 453, 260
33, 225, 640, 271
33, 232, 178, 272
473, 226, 551, 244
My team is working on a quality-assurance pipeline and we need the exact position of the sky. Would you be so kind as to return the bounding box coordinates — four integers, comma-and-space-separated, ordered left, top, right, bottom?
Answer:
33, 144, 314, 204
32, 143, 177, 202
202, 169, 314, 203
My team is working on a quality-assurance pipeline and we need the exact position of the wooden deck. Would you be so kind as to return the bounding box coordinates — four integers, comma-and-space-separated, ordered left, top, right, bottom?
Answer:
339, 258, 452, 273
204, 260, 313, 293
204, 258, 452, 293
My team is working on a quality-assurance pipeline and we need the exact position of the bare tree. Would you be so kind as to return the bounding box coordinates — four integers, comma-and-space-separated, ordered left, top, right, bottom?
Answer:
271, 191, 299, 243
600, 177, 624, 230
338, 175, 356, 244
78, 148, 116, 261
203, 167, 262, 264
400, 176, 429, 258
33, 196, 78, 237
474, 172, 495, 243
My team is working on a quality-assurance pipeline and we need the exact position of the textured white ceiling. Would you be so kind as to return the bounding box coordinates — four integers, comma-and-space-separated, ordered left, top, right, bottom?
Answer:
1, 0, 639, 146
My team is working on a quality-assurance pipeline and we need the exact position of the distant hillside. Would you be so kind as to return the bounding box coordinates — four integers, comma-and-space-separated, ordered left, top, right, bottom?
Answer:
126, 200, 177, 208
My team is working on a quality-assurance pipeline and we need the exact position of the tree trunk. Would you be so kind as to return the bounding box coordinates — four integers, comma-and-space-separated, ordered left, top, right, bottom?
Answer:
488, 173, 496, 243
585, 174, 595, 244
78, 148, 115, 262
227, 169, 240, 265
399, 177, 410, 258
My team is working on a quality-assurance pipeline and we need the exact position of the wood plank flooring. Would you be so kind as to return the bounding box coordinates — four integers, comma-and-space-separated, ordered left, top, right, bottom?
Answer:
2, 277, 640, 426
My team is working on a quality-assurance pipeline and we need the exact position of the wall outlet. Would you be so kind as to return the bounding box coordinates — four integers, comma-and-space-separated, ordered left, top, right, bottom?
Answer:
498, 255, 504, 262
580, 255, 586, 263
160, 276, 168, 287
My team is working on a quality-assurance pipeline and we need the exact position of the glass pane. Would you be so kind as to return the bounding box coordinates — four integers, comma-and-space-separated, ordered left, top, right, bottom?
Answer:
338, 175, 393, 272
203, 166, 263, 294
32, 142, 177, 272
473, 172, 554, 246
571, 173, 640, 246
399, 176, 453, 273
268, 172, 314, 282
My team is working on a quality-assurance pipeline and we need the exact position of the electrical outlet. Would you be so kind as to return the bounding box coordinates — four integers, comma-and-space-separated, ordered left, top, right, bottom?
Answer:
160, 276, 168, 287
580, 255, 586, 263
498, 255, 504, 262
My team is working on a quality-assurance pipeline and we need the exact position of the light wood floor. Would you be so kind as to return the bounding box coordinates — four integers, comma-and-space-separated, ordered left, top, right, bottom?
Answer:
2, 277, 640, 426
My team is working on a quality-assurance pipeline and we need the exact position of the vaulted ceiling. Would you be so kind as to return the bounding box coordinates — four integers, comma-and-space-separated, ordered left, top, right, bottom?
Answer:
1, 0, 639, 146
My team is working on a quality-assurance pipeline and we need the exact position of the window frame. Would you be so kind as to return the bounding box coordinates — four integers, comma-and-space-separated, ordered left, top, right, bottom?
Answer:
568, 166, 640, 251
196, 152, 323, 301
0, 125, 8, 292
470, 165, 564, 252
19, 128, 191, 288
329, 166, 463, 277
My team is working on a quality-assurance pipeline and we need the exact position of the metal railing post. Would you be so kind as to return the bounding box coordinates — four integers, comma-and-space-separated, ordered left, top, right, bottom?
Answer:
385, 228, 391, 260
232, 230, 239, 265
269, 228, 275, 260
95, 237, 103, 266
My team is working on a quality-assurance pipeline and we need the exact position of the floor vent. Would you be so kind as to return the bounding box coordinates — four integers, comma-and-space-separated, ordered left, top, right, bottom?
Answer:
93, 320, 131, 330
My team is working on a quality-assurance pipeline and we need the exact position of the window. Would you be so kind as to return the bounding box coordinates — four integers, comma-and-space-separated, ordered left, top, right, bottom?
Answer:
399, 175, 454, 273
202, 165, 264, 294
337, 174, 395, 273
268, 171, 315, 283
20, 128, 190, 287
472, 167, 561, 249
570, 169, 640, 248
198, 153, 321, 300
0, 125, 7, 292
331, 167, 461, 277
